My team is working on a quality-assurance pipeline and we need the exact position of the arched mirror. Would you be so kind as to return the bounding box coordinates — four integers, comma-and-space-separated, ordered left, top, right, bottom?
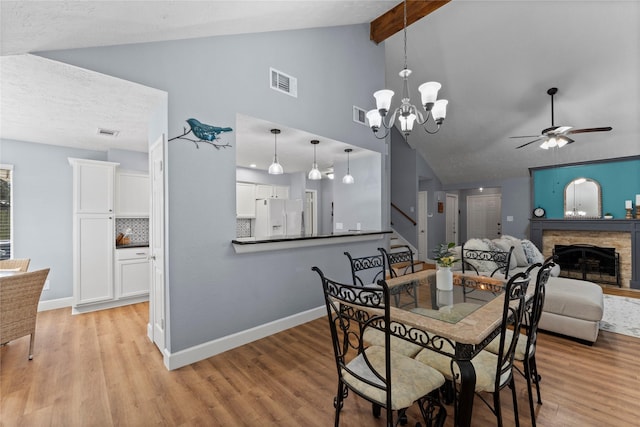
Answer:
564, 178, 601, 218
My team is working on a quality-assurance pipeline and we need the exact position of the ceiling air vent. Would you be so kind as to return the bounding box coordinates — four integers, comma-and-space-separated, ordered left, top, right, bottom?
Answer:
97, 128, 120, 137
353, 106, 368, 126
270, 67, 297, 98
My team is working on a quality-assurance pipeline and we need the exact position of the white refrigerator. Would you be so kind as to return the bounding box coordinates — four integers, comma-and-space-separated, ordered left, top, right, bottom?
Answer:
254, 198, 303, 238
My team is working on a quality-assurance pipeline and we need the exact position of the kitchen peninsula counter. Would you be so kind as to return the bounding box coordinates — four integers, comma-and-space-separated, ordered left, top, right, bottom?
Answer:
232, 230, 391, 253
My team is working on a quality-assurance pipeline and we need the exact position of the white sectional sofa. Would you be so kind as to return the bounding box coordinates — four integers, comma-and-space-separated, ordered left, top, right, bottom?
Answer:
448, 236, 604, 344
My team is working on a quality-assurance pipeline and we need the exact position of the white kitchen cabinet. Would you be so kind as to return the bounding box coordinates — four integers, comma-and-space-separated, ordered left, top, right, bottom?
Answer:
115, 248, 150, 298
116, 171, 150, 217
255, 184, 289, 199
236, 182, 256, 218
274, 185, 289, 199
69, 158, 118, 309
75, 214, 114, 304
69, 158, 117, 214
69, 158, 148, 313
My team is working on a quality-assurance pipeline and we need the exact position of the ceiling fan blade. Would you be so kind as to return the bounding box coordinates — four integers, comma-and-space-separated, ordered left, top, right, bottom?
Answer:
515, 138, 543, 149
568, 127, 612, 134
510, 135, 542, 139
555, 126, 573, 134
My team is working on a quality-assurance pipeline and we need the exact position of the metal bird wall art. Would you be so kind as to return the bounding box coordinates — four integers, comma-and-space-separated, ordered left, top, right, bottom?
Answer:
169, 118, 233, 149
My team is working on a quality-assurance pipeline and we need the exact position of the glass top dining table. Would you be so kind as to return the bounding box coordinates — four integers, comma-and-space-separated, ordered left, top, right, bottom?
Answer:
381, 269, 509, 427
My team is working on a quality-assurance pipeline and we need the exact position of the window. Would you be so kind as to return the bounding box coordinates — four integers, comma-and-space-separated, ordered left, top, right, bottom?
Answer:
0, 165, 12, 260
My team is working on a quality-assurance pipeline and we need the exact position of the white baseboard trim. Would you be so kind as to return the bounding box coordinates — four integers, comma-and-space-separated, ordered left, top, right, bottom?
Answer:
164, 305, 325, 371
38, 297, 73, 312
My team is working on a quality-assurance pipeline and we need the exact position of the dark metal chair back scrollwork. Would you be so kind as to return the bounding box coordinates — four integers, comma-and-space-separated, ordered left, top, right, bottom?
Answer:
378, 246, 415, 278
343, 251, 385, 286
377, 246, 419, 308
312, 266, 447, 427
461, 243, 514, 279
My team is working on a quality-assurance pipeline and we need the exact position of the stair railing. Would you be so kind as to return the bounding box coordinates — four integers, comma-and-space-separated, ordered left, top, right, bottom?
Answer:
391, 202, 416, 226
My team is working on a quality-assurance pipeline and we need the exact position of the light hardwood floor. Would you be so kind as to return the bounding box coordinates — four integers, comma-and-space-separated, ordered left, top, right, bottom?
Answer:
2, 301, 639, 426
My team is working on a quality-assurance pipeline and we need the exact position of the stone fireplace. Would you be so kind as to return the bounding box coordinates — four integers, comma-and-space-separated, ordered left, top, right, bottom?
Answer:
530, 219, 640, 289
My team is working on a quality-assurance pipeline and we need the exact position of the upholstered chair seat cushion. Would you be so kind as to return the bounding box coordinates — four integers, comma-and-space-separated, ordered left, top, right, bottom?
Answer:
343, 345, 445, 410
363, 328, 422, 358
414, 346, 512, 393
483, 329, 529, 361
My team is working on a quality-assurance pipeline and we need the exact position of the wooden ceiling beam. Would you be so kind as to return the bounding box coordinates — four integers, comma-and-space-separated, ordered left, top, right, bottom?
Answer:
370, 0, 451, 44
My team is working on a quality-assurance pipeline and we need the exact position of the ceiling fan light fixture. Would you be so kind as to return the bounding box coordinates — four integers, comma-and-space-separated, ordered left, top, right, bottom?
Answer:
540, 140, 550, 150
557, 136, 569, 148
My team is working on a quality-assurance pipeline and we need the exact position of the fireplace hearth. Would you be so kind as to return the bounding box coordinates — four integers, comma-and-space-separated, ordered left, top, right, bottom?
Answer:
553, 244, 620, 287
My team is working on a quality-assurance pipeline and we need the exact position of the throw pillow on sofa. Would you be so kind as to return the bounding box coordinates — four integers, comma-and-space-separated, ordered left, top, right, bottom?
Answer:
502, 234, 529, 267
521, 239, 545, 264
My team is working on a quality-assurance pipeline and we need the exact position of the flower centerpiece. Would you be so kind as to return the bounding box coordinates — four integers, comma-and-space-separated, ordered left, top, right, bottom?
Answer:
433, 242, 458, 291
433, 242, 459, 267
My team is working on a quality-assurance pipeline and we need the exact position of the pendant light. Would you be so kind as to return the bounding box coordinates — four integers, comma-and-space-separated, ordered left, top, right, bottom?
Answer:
342, 148, 354, 184
308, 140, 322, 180
268, 128, 283, 175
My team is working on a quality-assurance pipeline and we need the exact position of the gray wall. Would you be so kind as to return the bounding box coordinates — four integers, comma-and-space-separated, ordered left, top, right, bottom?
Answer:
41, 24, 388, 353
390, 127, 447, 254
0, 139, 107, 300
444, 176, 532, 241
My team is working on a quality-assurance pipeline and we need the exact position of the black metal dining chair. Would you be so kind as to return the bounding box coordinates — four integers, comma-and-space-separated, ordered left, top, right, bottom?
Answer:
483, 261, 555, 427
414, 272, 530, 427
378, 246, 419, 308
312, 266, 447, 427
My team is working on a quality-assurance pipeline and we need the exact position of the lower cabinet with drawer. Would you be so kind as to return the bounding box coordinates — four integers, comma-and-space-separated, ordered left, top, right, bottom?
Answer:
115, 247, 150, 298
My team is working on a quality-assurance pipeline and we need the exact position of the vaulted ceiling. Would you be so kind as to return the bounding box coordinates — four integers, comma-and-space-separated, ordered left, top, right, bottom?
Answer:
1, 1, 638, 185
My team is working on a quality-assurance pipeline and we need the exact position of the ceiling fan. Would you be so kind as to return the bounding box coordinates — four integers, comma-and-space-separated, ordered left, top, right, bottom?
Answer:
512, 87, 612, 149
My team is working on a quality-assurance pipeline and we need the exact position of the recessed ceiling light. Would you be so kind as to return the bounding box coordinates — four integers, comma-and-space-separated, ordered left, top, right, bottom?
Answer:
249, 163, 257, 168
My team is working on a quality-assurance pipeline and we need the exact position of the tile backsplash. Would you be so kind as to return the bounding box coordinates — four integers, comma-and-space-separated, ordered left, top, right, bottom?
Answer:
236, 218, 252, 238
116, 218, 149, 242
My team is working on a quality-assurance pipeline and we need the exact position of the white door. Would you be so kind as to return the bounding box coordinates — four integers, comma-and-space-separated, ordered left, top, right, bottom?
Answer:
418, 191, 428, 261
467, 193, 502, 239
304, 190, 318, 235
445, 194, 459, 245
149, 136, 166, 352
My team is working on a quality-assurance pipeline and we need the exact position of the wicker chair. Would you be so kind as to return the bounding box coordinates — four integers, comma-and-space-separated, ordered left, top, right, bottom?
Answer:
0, 258, 31, 272
0, 268, 50, 360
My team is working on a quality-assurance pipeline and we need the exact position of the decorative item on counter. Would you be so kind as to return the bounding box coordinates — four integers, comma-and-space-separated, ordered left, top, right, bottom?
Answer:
625, 200, 633, 219
636, 195, 640, 219
433, 242, 458, 291
603, 213, 613, 219
168, 118, 232, 149
116, 229, 132, 246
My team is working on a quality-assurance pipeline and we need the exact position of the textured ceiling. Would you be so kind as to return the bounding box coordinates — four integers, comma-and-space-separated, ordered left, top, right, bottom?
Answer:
1, 1, 638, 184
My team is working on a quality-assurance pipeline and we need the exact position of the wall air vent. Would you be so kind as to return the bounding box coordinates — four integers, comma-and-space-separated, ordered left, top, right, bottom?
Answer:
97, 128, 120, 137
270, 67, 297, 98
353, 106, 368, 126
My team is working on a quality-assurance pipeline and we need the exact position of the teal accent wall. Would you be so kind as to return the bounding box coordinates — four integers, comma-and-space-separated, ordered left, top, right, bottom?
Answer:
533, 158, 640, 219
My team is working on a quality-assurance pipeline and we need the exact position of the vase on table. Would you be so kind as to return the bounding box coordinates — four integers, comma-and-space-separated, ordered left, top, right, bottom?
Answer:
436, 266, 453, 291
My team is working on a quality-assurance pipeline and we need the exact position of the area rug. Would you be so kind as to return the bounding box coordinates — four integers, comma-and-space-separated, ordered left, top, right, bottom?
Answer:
599, 294, 640, 339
